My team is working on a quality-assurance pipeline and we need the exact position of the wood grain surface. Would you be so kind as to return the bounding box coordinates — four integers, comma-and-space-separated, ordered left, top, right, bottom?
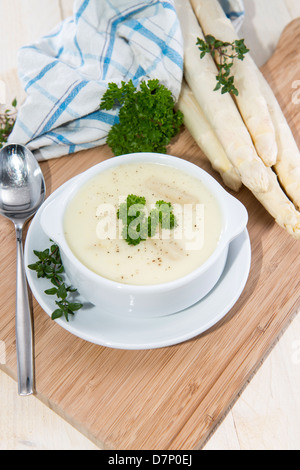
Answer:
0, 18, 300, 451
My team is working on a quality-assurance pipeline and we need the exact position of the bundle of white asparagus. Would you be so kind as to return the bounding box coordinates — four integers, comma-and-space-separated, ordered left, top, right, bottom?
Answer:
174, 0, 300, 239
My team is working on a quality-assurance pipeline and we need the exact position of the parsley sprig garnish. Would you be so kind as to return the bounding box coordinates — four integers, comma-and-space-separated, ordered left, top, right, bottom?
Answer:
28, 241, 83, 321
117, 195, 177, 246
0, 98, 17, 148
196, 35, 250, 96
100, 79, 184, 155
117, 195, 148, 245
154, 200, 176, 231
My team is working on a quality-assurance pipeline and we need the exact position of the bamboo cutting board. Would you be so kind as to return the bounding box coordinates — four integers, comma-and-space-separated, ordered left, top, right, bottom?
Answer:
1, 20, 300, 450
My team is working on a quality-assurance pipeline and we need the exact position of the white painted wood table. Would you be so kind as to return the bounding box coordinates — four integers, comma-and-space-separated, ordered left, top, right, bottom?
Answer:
0, 0, 300, 450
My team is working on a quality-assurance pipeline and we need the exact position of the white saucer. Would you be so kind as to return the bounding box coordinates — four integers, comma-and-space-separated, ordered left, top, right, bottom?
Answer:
24, 177, 251, 350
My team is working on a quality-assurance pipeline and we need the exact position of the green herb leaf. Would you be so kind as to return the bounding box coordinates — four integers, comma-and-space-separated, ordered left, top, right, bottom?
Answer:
100, 79, 184, 155
196, 35, 249, 96
67, 303, 83, 312
28, 241, 82, 321
0, 98, 17, 149
51, 309, 64, 320
44, 287, 58, 295
155, 200, 177, 230
57, 283, 67, 300
118, 195, 177, 245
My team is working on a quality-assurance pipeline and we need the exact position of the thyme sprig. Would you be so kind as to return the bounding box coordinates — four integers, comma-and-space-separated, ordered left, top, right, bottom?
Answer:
0, 98, 17, 148
196, 35, 250, 96
28, 241, 83, 321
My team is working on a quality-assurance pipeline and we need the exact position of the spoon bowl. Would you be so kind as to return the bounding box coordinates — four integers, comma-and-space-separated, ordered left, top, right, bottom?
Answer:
0, 144, 45, 220
0, 143, 45, 395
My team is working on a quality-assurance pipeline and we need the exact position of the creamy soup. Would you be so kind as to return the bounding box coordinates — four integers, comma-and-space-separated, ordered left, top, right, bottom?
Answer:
64, 162, 222, 285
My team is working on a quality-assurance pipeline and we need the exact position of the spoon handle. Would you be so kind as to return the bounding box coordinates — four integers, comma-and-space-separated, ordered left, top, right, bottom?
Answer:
15, 224, 34, 396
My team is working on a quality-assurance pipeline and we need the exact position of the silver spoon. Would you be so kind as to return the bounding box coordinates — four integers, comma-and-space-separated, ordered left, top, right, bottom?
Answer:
0, 143, 46, 395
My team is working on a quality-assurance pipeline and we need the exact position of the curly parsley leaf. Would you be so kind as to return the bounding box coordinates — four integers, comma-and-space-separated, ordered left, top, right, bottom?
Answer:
100, 79, 184, 155
117, 195, 177, 246
155, 200, 176, 230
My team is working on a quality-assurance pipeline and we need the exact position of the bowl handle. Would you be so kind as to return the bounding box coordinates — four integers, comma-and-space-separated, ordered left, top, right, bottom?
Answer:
224, 195, 248, 243
40, 197, 66, 245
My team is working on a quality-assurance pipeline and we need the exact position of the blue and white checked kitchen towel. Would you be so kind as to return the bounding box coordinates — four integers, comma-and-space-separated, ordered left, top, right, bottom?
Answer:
219, 0, 245, 30
8, 0, 244, 160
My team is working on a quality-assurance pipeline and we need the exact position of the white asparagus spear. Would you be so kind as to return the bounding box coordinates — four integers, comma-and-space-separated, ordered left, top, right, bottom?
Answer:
177, 80, 242, 191
174, 0, 271, 194
256, 69, 300, 211
174, 0, 300, 238
252, 169, 300, 239
189, 0, 278, 167
146, 176, 200, 204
